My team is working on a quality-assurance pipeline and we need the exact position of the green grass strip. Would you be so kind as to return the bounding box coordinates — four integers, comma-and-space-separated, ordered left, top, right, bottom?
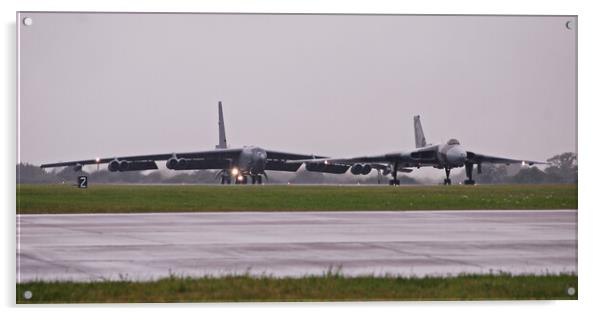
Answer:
16, 184, 577, 214
16, 273, 577, 303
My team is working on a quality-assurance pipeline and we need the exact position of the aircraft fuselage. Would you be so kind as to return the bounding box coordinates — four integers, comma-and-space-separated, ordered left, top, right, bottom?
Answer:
235, 146, 267, 175
401, 140, 467, 169
435, 143, 467, 168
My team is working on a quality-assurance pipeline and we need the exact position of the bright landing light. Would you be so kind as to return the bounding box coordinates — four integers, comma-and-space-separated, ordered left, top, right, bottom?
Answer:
95, 157, 100, 163
231, 168, 239, 176
521, 161, 526, 166
237, 175, 243, 181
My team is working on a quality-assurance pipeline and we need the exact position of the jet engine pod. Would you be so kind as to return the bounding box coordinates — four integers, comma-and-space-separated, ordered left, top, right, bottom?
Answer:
108, 159, 120, 172
118, 160, 130, 171
305, 162, 349, 174
73, 164, 83, 172
361, 164, 372, 175
176, 158, 188, 169
166, 158, 178, 170
108, 159, 158, 172
350, 163, 363, 175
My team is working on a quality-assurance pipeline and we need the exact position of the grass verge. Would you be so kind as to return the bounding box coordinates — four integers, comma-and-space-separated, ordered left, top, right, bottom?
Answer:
16, 273, 577, 303
16, 184, 577, 214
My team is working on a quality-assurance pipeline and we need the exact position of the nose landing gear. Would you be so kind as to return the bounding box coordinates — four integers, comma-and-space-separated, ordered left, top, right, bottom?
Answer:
443, 168, 451, 185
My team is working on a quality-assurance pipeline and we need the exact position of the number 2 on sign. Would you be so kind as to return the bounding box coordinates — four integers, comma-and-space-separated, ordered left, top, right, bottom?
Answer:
78, 176, 88, 189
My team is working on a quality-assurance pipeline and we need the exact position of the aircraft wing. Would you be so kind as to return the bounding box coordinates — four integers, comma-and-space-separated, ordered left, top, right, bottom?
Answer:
291, 153, 416, 174
292, 152, 403, 165
466, 152, 548, 166
265, 150, 327, 161
40, 148, 324, 173
40, 148, 244, 169
259, 150, 327, 172
293, 147, 444, 167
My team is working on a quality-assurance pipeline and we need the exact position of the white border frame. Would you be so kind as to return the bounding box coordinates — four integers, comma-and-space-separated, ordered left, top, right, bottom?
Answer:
3, 0, 600, 315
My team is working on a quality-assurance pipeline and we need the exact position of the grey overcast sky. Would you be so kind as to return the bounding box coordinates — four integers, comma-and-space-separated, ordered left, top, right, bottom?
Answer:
18, 13, 576, 173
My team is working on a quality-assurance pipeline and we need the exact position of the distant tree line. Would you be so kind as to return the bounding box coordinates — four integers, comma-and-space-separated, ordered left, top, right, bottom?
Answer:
15, 164, 418, 185
17, 152, 576, 185
16, 165, 221, 184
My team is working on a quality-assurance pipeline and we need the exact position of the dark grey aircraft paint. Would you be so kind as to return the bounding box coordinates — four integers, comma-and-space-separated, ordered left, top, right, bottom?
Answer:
41, 103, 324, 185
298, 116, 547, 185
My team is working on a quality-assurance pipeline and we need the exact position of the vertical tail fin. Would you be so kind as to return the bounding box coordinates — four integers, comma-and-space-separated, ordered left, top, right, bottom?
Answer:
216, 101, 228, 149
414, 115, 427, 148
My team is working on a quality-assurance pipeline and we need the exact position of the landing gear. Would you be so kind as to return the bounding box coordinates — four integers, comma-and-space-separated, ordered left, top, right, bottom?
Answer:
389, 162, 400, 186
443, 168, 451, 185
217, 169, 232, 185
220, 174, 231, 184
231, 172, 267, 185
235, 176, 248, 184
251, 175, 263, 185
464, 163, 475, 185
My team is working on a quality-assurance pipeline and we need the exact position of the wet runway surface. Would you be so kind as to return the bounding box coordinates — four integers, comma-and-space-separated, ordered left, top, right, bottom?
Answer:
17, 210, 577, 282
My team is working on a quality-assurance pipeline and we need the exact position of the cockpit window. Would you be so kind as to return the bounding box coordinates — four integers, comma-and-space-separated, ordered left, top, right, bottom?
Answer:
447, 138, 460, 145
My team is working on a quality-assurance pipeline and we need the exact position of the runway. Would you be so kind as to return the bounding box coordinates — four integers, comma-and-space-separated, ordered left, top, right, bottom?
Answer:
17, 210, 577, 282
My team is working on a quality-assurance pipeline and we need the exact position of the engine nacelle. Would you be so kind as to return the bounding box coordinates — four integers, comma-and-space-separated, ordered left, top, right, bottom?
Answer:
118, 160, 130, 171
350, 164, 363, 175
73, 164, 83, 172
176, 158, 188, 169
166, 158, 178, 170
305, 162, 349, 174
108, 159, 120, 172
361, 164, 372, 175
109, 159, 158, 172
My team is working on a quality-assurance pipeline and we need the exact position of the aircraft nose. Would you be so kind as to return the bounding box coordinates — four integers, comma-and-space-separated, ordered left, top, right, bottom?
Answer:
447, 147, 467, 166
253, 150, 267, 166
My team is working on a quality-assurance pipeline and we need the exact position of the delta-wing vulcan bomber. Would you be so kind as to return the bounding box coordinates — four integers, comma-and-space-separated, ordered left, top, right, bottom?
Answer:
299, 116, 547, 185
41, 102, 324, 184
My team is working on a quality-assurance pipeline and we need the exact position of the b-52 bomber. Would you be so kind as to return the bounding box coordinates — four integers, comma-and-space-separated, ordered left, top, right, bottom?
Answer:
297, 115, 547, 185
41, 102, 323, 184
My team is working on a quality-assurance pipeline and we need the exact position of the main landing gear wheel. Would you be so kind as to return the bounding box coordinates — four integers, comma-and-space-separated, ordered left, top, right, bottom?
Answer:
443, 179, 451, 185
389, 162, 400, 186
235, 176, 248, 184
251, 175, 263, 185
220, 176, 231, 184
464, 162, 475, 185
